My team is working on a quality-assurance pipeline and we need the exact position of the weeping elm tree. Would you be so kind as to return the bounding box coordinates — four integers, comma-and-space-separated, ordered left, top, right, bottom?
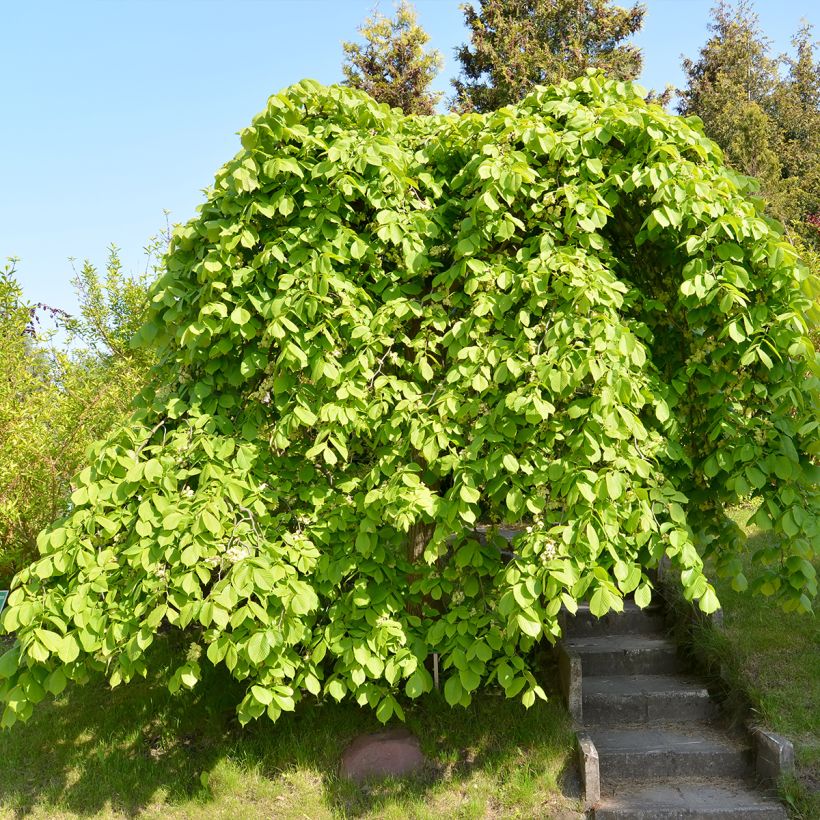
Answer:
1, 76, 817, 728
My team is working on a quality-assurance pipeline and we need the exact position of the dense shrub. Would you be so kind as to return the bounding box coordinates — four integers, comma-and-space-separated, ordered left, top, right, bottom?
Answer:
1, 76, 817, 728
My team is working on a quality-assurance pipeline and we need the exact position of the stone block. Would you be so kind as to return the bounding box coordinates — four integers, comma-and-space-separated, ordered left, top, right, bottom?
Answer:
556, 643, 583, 722
339, 728, 426, 783
751, 727, 795, 783
577, 731, 600, 808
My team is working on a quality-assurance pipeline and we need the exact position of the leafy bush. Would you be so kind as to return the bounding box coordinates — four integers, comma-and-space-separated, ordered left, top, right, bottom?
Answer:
1, 75, 817, 728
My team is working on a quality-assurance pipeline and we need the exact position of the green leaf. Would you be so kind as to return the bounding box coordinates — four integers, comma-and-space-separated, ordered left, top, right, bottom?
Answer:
605, 472, 623, 500
326, 679, 346, 702
294, 405, 317, 426
634, 583, 652, 609
698, 586, 721, 615
502, 453, 519, 473
45, 667, 67, 695
506, 487, 523, 514
58, 635, 81, 664
459, 667, 481, 691
516, 611, 541, 637
444, 675, 463, 706
0, 647, 19, 679
290, 583, 318, 615
405, 669, 430, 698
251, 685, 273, 705
589, 586, 610, 618
36, 629, 63, 654
376, 696, 394, 723
201, 510, 222, 536
247, 633, 270, 665
231, 307, 251, 326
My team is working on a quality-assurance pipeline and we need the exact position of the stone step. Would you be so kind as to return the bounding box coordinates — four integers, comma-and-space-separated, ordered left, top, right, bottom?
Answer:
565, 634, 680, 676
590, 725, 751, 785
564, 601, 666, 638
592, 779, 788, 819
583, 675, 716, 726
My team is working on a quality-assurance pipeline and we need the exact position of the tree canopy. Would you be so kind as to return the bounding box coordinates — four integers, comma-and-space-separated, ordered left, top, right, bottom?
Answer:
1, 76, 817, 729
342, 0, 443, 115
452, 0, 646, 112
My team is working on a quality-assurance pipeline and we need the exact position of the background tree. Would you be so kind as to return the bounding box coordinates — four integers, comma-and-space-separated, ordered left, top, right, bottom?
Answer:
0, 237, 162, 587
678, 2, 820, 249
342, 0, 443, 115
770, 22, 820, 247
451, 0, 646, 112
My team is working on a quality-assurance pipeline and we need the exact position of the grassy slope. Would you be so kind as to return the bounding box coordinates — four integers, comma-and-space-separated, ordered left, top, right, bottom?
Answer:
705, 508, 819, 816
0, 640, 578, 819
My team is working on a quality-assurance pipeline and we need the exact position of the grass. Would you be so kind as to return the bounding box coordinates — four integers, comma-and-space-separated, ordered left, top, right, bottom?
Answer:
0, 639, 579, 819
663, 505, 819, 819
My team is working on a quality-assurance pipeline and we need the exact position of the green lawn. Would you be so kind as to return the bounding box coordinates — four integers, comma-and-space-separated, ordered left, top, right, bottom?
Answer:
0, 639, 578, 819
684, 507, 819, 818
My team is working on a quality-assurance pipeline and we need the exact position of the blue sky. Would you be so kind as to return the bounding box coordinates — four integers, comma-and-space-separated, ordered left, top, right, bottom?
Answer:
2, 0, 816, 317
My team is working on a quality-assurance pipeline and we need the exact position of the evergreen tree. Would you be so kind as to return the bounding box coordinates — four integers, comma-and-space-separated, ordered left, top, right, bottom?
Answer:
678, 2, 820, 247
770, 23, 820, 243
342, 1, 443, 115
451, 0, 645, 113
677, 1, 782, 203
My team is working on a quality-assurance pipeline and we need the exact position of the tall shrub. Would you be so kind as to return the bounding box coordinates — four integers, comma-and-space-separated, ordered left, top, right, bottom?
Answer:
1, 77, 817, 728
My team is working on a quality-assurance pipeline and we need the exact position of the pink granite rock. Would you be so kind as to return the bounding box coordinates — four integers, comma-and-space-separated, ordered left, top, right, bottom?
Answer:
339, 728, 426, 782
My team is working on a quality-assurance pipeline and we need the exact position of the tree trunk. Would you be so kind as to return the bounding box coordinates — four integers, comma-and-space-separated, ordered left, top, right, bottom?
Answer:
407, 520, 435, 564
406, 520, 435, 617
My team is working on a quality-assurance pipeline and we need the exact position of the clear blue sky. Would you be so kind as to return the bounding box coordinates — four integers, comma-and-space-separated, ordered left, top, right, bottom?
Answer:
1, 0, 816, 316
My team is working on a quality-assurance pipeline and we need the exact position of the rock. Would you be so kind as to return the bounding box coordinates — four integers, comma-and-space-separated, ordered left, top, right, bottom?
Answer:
339, 728, 426, 782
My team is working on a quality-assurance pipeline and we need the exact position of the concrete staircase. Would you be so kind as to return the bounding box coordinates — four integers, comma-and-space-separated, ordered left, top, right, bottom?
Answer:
559, 601, 788, 819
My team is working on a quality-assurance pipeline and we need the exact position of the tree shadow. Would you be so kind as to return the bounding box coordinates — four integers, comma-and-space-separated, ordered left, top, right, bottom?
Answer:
0, 639, 578, 818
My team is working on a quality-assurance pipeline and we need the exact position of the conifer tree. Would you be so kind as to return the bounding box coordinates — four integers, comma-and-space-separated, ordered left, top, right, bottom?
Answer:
342, 1, 443, 115
678, 2, 820, 247
677, 1, 782, 202
771, 23, 820, 244
451, 0, 645, 112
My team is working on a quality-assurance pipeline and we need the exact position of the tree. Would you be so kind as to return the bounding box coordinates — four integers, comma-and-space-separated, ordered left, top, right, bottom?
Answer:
678, 2, 820, 247
770, 23, 820, 246
1, 77, 817, 730
452, 0, 646, 112
342, 0, 443, 115
678, 2, 782, 202
0, 241, 161, 588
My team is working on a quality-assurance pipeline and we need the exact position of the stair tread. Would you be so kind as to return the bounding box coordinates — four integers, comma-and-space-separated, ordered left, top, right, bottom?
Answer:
575, 601, 662, 615
595, 778, 787, 817
589, 725, 748, 755
566, 635, 676, 653
584, 674, 709, 697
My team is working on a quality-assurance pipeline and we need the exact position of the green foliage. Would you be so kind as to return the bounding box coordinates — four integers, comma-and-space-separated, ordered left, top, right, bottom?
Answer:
342, 0, 443, 115
1, 76, 818, 731
679, 2, 820, 249
65, 238, 163, 370
452, 0, 646, 112
0, 245, 158, 587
